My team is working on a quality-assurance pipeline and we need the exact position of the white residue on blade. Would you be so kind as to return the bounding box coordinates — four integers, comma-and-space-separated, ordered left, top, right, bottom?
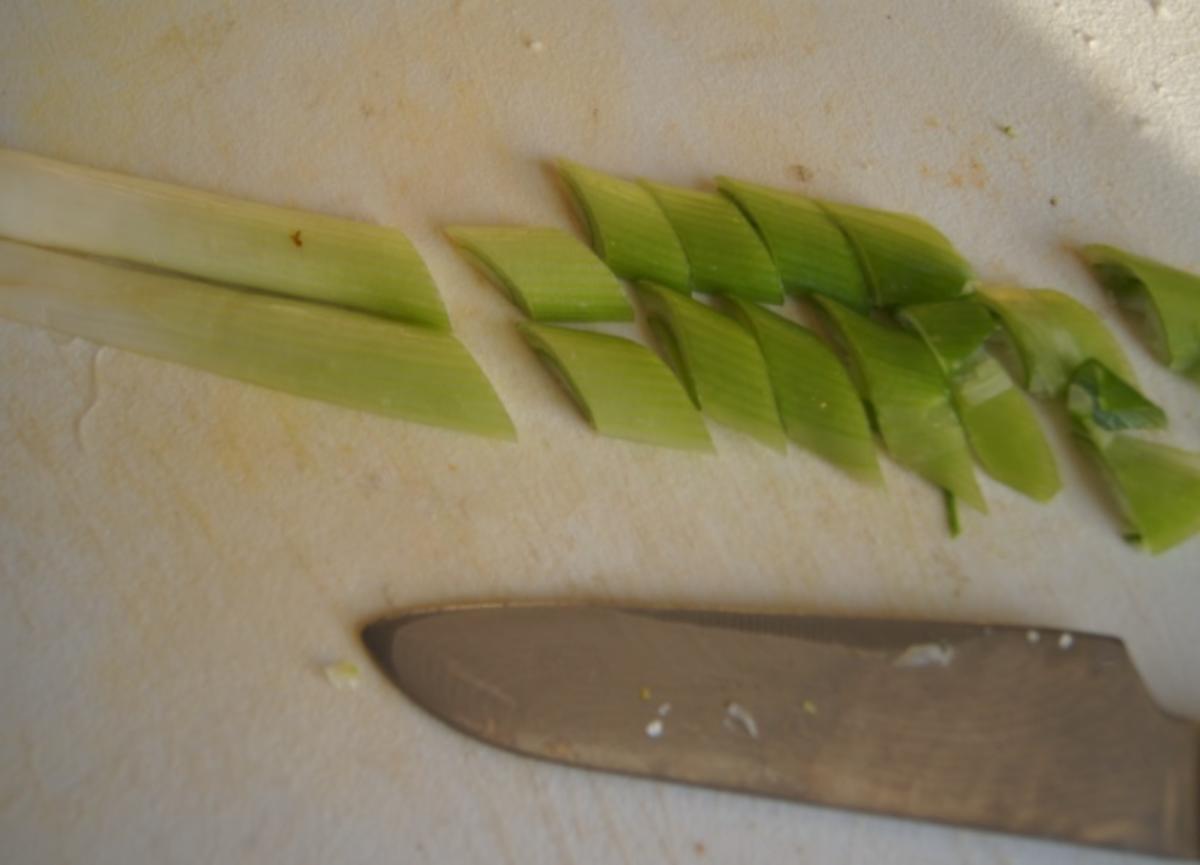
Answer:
1058, 632, 1075, 650
645, 718, 664, 739
723, 702, 759, 739
893, 642, 956, 668
657, 702, 671, 717
1026, 629, 1041, 644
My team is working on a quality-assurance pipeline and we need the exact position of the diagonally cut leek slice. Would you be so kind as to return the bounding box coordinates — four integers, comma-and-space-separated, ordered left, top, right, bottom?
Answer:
716, 177, 870, 311
819, 201, 975, 307
0, 148, 449, 328
1065, 360, 1166, 432
722, 297, 880, 482
901, 300, 1061, 502
976, 285, 1135, 398
635, 283, 786, 451
1079, 244, 1200, 382
556, 160, 690, 292
640, 182, 783, 303
814, 296, 986, 512
0, 240, 514, 439
445, 226, 632, 322
1067, 362, 1200, 554
516, 322, 712, 451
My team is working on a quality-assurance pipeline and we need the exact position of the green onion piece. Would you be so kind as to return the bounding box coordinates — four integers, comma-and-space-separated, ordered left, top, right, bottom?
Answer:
516, 322, 712, 451
716, 177, 870, 311
636, 283, 786, 451
445, 226, 632, 322
1079, 244, 1200, 382
722, 297, 880, 482
944, 491, 961, 538
0, 240, 513, 439
814, 296, 986, 512
901, 300, 1061, 502
640, 182, 783, 303
1067, 362, 1200, 554
0, 148, 449, 328
976, 285, 1135, 398
556, 160, 690, 292
1065, 359, 1167, 432
819, 201, 975, 307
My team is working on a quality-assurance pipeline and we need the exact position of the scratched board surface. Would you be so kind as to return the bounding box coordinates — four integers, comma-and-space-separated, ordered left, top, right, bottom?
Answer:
1, 2, 1197, 863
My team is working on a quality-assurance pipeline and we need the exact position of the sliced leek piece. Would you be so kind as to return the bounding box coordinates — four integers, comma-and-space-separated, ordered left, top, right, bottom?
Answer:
901, 300, 1061, 502
636, 283, 786, 451
517, 322, 711, 451
976, 285, 1135, 398
814, 296, 986, 512
820, 201, 975, 307
1067, 362, 1200, 554
0, 148, 449, 328
716, 177, 869, 311
445, 226, 632, 322
1079, 244, 1200, 382
556, 160, 690, 292
1065, 360, 1166, 432
723, 297, 880, 482
641, 182, 783, 303
0, 240, 514, 439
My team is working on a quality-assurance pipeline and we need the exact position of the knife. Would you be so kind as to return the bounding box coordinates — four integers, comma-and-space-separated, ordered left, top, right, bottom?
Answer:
361, 602, 1198, 859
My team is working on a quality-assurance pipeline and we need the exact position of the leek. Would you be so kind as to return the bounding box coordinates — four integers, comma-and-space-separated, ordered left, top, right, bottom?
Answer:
1067, 361, 1200, 554
976, 285, 1135, 398
635, 283, 786, 451
641, 182, 783, 303
556, 160, 690, 292
901, 300, 1061, 502
1079, 244, 1200, 382
722, 297, 880, 482
820, 201, 975, 307
516, 322, 711, 451
814, 296, 986, 511
0, 148, 449, 328
716, 177, 870, 311
445, 226, 632, 322
0, 241, 514, 439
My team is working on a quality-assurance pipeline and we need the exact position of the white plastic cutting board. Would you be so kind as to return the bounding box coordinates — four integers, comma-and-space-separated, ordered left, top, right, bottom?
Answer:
1, 2, 1197, 863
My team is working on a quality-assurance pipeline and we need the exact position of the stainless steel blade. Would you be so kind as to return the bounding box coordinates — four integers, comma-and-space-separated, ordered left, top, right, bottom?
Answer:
362, 603, 1198, 859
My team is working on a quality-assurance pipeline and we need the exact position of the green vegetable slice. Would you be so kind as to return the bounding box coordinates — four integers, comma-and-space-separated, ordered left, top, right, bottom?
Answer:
901, 300, 1061, 502
636, 283, 786, 451
641, 182, 783, 303
0, 240, 513, 439
445, 226, 632, 322
716, 177, 869, 311
814, 296, 986, 512
1079, 244, 1200, 382
722, 298, 880, 482
516, 322, 711, 451
976, 285, 1135, 398
556, 160, 690, 292
1065, 360, 1166, 432
819, 201, 975, 307
0, 148, 449, 328
1067, 361, 1200, 554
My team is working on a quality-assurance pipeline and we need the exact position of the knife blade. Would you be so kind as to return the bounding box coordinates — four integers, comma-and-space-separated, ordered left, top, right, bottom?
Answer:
361, 602, 1198, 859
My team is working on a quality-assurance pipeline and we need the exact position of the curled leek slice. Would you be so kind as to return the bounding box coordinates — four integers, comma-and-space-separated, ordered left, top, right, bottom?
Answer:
556, 160, 690, 292
1067, 361, 1199, 554
716, 177, 870, 311
814, 296, 986, 512
901, 300, 1061, 502
0, 240, 514, 439
723, 297, 880, 482
1079, 244, 1200, 382
976, 285, 1135, 398
0, 148, 448, 328
635, 282, 786, 451
516, 322, 711, 451
641, 182, 783, 303
819, 201, 975, 307
445, 226, 632, 322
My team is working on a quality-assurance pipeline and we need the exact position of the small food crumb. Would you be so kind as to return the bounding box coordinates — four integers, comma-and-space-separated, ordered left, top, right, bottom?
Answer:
893, 642, 956, 668
657, 702, 672, 717
802, 699, 818, 716
323, 660, 361, 691
1058, 632, 1074, 650
1026, 629, 1041, 644
693, 841, 707, 856
645, 718, 665, 738
639, 686, 652, 701
792, 164, 814, 182
996, 123, 1016, 138
1049, 196, 1059, 207
290, 230, 303, 247
524, 37, 545, 53
724, 701, 759, 738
